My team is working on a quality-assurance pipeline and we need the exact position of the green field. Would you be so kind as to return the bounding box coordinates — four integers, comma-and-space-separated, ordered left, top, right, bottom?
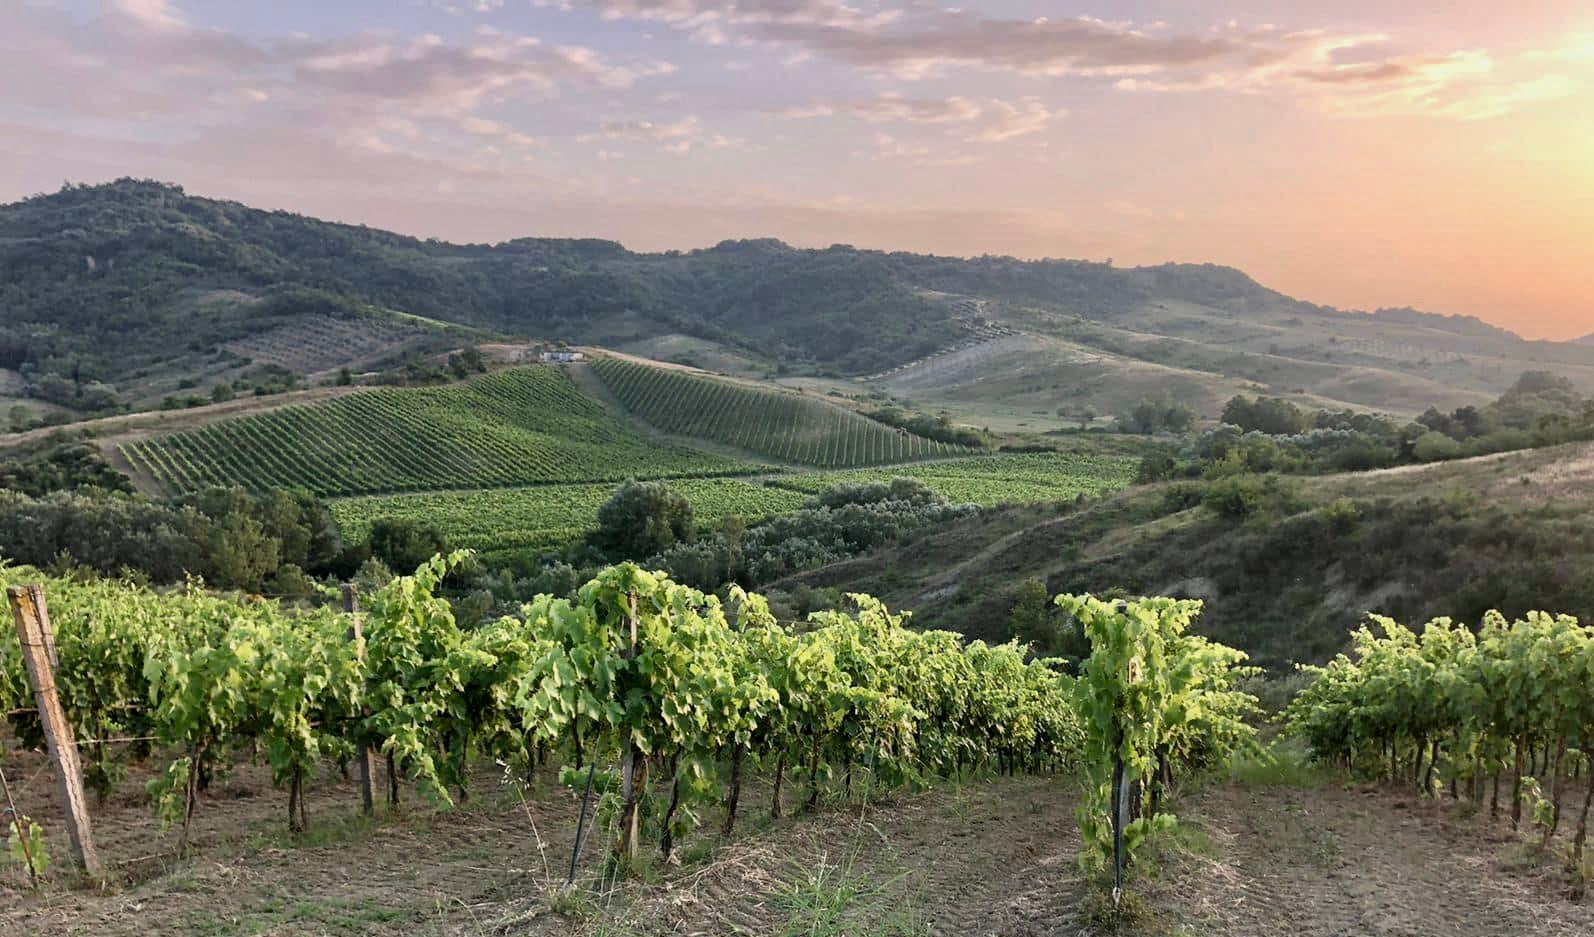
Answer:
330, 452, 1137, 556
592, 357, 971, 467
331, 478, 809, 553
121, 368, 752, 497
766, 453, 1140, 505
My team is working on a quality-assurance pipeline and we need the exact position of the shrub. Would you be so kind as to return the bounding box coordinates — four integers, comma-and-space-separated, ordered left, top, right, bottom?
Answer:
1201, 475, 1304, 520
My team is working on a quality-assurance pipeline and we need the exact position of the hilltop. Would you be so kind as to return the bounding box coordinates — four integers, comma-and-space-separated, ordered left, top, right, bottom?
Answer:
9, 179, 1594, 430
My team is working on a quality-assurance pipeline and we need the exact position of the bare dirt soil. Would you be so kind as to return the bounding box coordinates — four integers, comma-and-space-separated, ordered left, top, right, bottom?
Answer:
1150, 782, 1594, 937
4, 762, 1590, 937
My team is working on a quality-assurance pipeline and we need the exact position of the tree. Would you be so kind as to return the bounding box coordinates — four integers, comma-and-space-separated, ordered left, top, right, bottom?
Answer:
206, 513, 281, 591
1223, 395, 1305, 435
1124, 395, 1198, 436
367, 517, 450, 573
447, 347, 485, 378
1007, 578, 1057, 647
591, 480, 694, 560
1163, 401, 1197, 434
1412, 431, 1462, 462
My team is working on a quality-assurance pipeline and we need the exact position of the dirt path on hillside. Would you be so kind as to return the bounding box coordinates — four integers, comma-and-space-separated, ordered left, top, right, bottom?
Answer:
0, 386, 369, 453
1154, 782, 1594, 937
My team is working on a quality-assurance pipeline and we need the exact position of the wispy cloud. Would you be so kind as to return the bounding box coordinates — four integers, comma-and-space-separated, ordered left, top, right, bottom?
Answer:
560, 2, 1587, 122
558, 0, 897, 29
773, 92, 1059, 142
0, 0, 673, 169
1114, 33, 1582, 121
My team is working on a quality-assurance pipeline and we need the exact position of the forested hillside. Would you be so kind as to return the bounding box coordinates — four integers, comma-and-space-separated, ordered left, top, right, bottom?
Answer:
12, 179, 1594, 424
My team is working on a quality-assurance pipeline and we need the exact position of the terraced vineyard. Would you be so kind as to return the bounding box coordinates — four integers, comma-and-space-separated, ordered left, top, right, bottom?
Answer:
330, 478, 806, 553
120, 367, 752, 497
768, 452, 1139, 505
592, 356, 972, 467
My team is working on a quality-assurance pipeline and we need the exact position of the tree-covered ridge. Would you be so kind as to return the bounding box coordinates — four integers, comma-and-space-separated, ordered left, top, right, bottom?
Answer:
17, 178, 1555, 417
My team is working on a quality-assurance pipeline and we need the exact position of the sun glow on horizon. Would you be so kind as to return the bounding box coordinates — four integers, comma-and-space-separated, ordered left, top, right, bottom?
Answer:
1, 0, 1591, 337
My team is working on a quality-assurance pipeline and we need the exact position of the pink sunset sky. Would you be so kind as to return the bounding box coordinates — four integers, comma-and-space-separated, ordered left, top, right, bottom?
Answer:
3, 0, 1592, 337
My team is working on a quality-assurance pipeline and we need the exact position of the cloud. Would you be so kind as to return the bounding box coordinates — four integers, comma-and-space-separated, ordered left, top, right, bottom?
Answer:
1115, 34, 1581, 121
280, 32, 666, 111
112, 0, 185, 29
561, 1, 1584, 121
773, 93, 1058, 142
558, 0, 895, 29
776, 93, 980, 123
754, 14, 1253, 80
0, 0, 677, 182
580, 115, 755, 153
966, 97, 1054, 141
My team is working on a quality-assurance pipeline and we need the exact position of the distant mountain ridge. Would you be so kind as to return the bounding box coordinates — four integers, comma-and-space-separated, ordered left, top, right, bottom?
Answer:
1370, 306, 1523, 342
2, 178, 1590, 419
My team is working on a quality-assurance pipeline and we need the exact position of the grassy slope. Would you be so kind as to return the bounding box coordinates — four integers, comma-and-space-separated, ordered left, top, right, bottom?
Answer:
778, 441, 1594, 669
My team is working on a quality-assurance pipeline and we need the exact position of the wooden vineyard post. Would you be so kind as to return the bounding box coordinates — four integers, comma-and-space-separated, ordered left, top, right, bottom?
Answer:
343, 584, 376, 817
616, 590, 646, 864
8, 585, 102, 876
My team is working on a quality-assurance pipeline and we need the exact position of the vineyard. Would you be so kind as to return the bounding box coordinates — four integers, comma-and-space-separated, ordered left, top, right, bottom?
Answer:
0, 556, 1256, 906
767, 452, 1139, 505
327, 453, 1137, 557
1284, 611, 1594, 875
330, 479, 808, 553
118, 368, 751, 497
591, 356, 973, 467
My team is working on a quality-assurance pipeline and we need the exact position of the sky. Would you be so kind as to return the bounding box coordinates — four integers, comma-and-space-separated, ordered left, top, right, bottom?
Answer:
2, 1, 1593, 339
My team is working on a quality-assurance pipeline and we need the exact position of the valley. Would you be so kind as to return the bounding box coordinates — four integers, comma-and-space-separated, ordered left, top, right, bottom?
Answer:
4, 181, 1594, 936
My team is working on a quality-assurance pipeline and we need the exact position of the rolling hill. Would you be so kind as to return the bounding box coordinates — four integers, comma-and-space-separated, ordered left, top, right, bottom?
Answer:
116, 366, 752, 497
774, 439, 1594, 669
589, 355, 970, 467
9, 179, 1594, 431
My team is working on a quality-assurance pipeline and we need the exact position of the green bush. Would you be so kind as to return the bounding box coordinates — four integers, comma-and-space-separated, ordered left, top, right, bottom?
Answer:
1201, 475, 1304, 520
1412, 430, 1462, 462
